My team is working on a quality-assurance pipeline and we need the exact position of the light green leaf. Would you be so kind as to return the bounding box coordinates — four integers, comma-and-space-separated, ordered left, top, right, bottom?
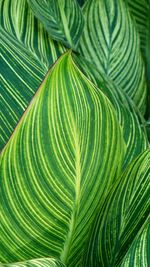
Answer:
83, 149, 150, 266
78, 0, 147, 113
0, 0, 65, 150
121, 222, 150, 267
28, 0, 84, 49
0, 52, 125, 265
0, 258, 65, 267
74, 55, 149, 168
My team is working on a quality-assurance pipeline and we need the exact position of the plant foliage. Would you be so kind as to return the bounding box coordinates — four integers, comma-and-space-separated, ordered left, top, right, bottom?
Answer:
0, 0, 150, 266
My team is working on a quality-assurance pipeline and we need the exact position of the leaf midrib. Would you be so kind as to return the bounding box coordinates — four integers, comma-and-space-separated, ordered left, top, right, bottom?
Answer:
60, 124, 81, 264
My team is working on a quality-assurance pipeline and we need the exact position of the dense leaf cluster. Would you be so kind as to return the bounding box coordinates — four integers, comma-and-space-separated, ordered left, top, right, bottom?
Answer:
0, 0, 150, 266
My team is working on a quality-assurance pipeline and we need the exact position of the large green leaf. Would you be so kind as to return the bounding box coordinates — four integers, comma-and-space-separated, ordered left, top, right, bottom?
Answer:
83, 149, 150, 266
121, 222, 150, 267
0, 258, 65, 267
0, 52, 125, 265
74, 55, 149, 168
0, 0, 65, 150
78, 0, 147, 113
28, 0, 84, 49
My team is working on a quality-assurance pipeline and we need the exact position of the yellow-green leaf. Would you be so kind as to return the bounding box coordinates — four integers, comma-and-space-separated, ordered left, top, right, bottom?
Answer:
74, 55, 149, 168
0, 258, 65, 267
0, 52, 125, 266
83, 149, 150, 266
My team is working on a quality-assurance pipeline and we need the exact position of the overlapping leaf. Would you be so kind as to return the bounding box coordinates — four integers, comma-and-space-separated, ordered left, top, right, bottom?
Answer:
0, 0, 65, 68
125, 0, 150, 120
121, 222, 150, 267
0, 0, 65, 150
79, 0, 147, 113
74, 55, 149, 167
28, 0, 84, 49
125, 0, 150, 79
0, 258, 65, 267
83, 149, 150, 266
0, 52, 125, 265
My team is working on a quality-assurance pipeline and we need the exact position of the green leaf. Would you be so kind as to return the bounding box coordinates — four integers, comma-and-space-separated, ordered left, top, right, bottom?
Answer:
28, 0, 84, 49
74, 55, 149, 168
78, 0, 147, 113
0, 258, 65, 267
0, 0, 65, 68
121, 222, 150, 267
83, 149, 150, 266
124, 0, 150, 82
0, 52, 125, 265
124, 0, 150, 119
0, 0, 65, 150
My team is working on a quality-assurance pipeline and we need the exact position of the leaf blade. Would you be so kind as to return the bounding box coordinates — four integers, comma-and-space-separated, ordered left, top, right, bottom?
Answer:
78, 0, 147, 113
121, 222, 150, 267
83, 149, 150, 266
74, 54, 149, 168
0, 52, 125, 265
0, 258, 65, 267
28, 0, 84, 48
0, 0, 65, 150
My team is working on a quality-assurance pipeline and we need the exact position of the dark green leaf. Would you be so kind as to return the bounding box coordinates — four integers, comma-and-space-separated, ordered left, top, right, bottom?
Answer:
124, 0, 150, 119
0, 0, 65, 150
28, 0, 84, 49
121, 222, 150, 267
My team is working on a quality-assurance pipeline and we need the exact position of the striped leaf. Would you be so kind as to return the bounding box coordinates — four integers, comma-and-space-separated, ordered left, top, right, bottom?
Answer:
124, 0, 150, 119
78, 0, 147, 113
125, 0, 150, 81
28, 0, 84, 49
0, 52, 125, 265
121, 222, 150, 267
0, 0, 65, 150
74, 55, 149, 168
0, 258, 65, 267
0, 0, 65, 68
83, 149, 150, 267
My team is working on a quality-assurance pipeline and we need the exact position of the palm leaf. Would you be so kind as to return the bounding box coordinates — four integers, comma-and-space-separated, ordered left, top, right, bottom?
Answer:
0, 52, 125, 265
78, 0, 147, 113
0, 0, 65, 150
83, 149, 150, 266
121, 222, 150, 267
0, 258, 65, 267
74, 55, 149, 168
28, 0, 84, 49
